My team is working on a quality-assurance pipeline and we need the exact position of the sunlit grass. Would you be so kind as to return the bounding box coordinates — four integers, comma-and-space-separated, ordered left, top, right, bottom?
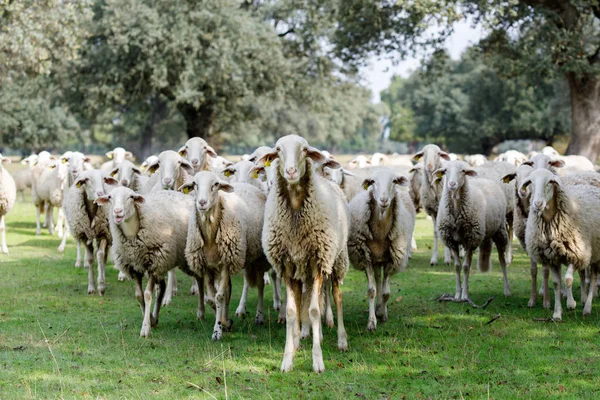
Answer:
1, 199, 599, 399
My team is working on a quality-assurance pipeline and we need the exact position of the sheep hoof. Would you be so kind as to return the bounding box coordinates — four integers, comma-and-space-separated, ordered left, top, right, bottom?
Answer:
326, 318, 334, 329
1, 247, 8, 254
75, 260, 82, 268
543, 300, 551, 309
87, 287, 95, 295
567, 299, 576, 310
552, 313, 562, 321
583, 307, 591, 317
235, 305, 246, 317
57, 245, 65, 253
366, 321, 377, 332
338, 336, 348, 351
273, 301, 281, 311
280, 357, 294, 372
36, 230, 41, 236
161, 296, 172, 307
527, 297, 536, 308
224, 319, 233, 332
140, 326, 151, 337
98, 286, 106, 296
255, 315, 264, 326
212, 330, 222, 341
504, 289, 512, 297
190, 288, 198, 296
151, 316, 158, 328
264, 274, 271, 286
277, 316, 286, 324
117, 271, 129, 281
312, 358, 325, 373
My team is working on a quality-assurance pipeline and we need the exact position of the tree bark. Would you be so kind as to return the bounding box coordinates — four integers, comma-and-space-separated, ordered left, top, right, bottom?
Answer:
177, 103, 216, 140
138, 97, 168, 161
565, 73, 600, 163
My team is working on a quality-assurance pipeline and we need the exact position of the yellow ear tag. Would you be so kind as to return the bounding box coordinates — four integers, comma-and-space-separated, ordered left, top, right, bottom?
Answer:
50, 165, 56, 170
179, 150, 185, 157
436, 171, 444, 179
363, 182, 369, 190
265, 159, 271, 167
76, 181, 83, 188
62, 158, 68, 164
224, 170, 232, 177
502, 176, 511, 183
252, 170, 259, 179
110, 170, 117, 177
183, 187, 190, 195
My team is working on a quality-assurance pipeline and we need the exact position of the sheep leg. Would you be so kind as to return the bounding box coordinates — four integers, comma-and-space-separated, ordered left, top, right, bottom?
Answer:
365, 265, 377, 331
460, 249, 473, 301
281, 279, 301, 372
411, 233, 417, 252
46, 205, 54, 235
550, 265, 563, 321
277, 285, 287, 324
564, 264, 577, 310
271, 269, 281, 311
451, 248, 462, 300
235, 269, 249, 317
542, 264, 551, 309
140, 276, 156, 337
506, 220, 514, 265
255, 273, 265, 325
212, 269, 230, 341
35, 204, 43, 235
190, 279, 199, 296
430, 215, 439, 265
309, 272, 325, 373
162, 270, 176, 306
151, 279, 166, 328
444, 246, 452, 266
380, 271, 391, 323
583, 268, 597, 316
496, 241, 511, 297
195, 276, 205, 320
74, 241, 82, 268
56, 208, 65, 238
332, 278, 348, 351
0, 215, 8, 254
42, 202, 48, 229
528, 259, 538, 308
264, 271, 271, 285
57, 226, 68, 253
301, 282, 312, 340
205, 276, 216, 311
323, 278, 334, 328
96, 238, 108, 296
375, 265, 384, 318
85, 242, 95, 295
134, 274, 145, 316
580, 268, 588, 305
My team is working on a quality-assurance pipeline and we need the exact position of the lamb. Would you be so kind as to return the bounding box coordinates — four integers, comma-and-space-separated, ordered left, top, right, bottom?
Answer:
464, 154, 487, 167
63, 170, 118, 294
258, 135, 349, 373
435, 161, 510, 300
412, 144, 452, 265
522, 169, 600, 320
178, 137, 217, 173
180, 172, 269, 340
348, 168, 416, 331
100, 147, 134, 172
110, 160, 148, 192
0, 155, 16, 253
95, 187, 203, 337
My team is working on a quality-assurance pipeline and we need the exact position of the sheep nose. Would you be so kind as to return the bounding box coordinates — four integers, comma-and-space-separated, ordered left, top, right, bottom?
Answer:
286, 167, 297, 176
113, 208, 123, 214
121, 179, 128, 186
199, 199, 207, 207
191, 158, 199, 166
380, 198, 389, 206
534, 200, 543, 209
163, 177, 172, 185
96, 191, 104, 197
448, 181, 457, 189
427, 163, 433, 171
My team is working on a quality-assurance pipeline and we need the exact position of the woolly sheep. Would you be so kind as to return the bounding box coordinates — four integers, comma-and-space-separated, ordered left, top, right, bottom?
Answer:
541, 146, 559, 157
110, 160, 148, 192
0, 155, 16, 253
412, 144, 452, 265
495, 150, 528, 166
435, 161, 510, 300
347, 155, 370, 169
348, 168, 416, 331
178, 137, 217, 173
257, 135, 349, 373
408, 162, 423, 213
100, 147, 133, 172
211, 156, 233, 174
63, 170, 118, 294
522, 169, 600, 320
180, 172, 269, 340
31, 151, 55, 233
464, 154, 487, 167
13, 168, 32, 202
313, 159, 362, 202
371, 153, 415, 169
35, 159, 68, 236
96, 187, 203, 337
140, 155, 159, 176
221, 160, 265, 192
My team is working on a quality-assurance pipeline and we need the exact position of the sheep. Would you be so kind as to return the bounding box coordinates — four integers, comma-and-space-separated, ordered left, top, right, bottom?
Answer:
464, 154, 487, 167
257, 135, 349, 373
100, 147, 134, 172
560, 155, 595, 172
521, 169, 600, 320
95, 187, 203, 337
313, 159, 362, 202
347, 155, 370, 169
412, 144, 452, 265
140, 155, 159, 176
435, 161, 510, 300
221, 160, 265, 192
13, 168, 32, 202
178, 137, 217, 173
0, 155, 16, 253
63, 170, 118, 294
541, 146, 559, 157
143, 150, 194, 194
525, 153, 595, 175
180, 172, 269, 340
31, 151, 55, 233
348, 168, 416, 331
408, 162, 423, 213
211, 155, 234, 174
35, 159, 68, 236
495, 150, 528, 166
522, 154, 564, 174
110, 160, 148, 193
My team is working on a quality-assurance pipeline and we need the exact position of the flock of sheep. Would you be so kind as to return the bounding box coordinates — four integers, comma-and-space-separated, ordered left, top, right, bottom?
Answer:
2, 137, 599, 373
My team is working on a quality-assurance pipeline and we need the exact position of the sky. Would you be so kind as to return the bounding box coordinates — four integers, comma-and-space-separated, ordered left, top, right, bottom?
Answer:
361, 20, 486, 103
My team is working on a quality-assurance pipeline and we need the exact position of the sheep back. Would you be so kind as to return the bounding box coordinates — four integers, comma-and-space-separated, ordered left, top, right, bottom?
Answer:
0, 168, 16, 216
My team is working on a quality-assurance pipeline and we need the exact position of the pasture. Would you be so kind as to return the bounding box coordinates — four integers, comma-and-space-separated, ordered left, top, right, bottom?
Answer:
1, 199, 599, 399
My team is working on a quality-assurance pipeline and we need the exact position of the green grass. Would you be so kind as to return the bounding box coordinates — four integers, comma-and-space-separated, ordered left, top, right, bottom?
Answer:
1, 199, 599, 400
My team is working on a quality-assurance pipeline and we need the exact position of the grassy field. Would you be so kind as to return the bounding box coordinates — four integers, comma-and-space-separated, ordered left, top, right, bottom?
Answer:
1, 196, 599, 400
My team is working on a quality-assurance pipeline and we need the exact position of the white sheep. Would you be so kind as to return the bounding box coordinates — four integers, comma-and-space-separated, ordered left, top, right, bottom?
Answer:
221, 160, 265, 192
464, 154, 487, 167
0, 154, 16, 253
313, 159, 361, 202
100, 147, 134, 172
495, 150, 528, 166
541, 146, 559, 157
140, 155, 159, 176
257, 135, 349, 373
435, 161, 510, 300
63, 170, 118, 294
412, 144, 452, 265
522, 169, 600, 320
178, 137, 217, 173
96, 187, 202, 337
348, 168, 416, 331
35, 159, 68, 236
110, 160, 148, 192
31, 151, 55, 233
13, 168, 32, 202
347, 155, 370, 169
408, 162, 423, 213
180, 172, 269, 340
210, 156, 233, 174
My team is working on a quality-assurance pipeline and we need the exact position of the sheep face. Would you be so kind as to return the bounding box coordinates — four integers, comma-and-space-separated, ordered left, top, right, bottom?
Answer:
433, 161, 477, 193
211, 156, 233, 174
248, 146, 272, 163
62, 152, 90, 180
259, 135, 336, 185
147, 150, 193, 190
96, 186, 144, 225
520, 169, 561, 216
178, 137, 217, 171
111, 160, 141, 188
522, 154, 564, 171
222, 161, 254, 184
180, 171, 233, 212
541, 146, 559, 157
412, 145, 450, 177
348, 155, 369, 169
21, 154, 38, 167
363, 169, 408, 209
106, 147, 133, 165
74, 170, 118, 201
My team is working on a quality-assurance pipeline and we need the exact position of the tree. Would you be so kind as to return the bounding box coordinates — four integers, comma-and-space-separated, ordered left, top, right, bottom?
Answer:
332, 0, 600, 161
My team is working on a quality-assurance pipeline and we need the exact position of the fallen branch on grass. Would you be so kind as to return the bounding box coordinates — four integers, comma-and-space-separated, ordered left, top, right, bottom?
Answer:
435, 294, 495, 309
485, 314, 501, 325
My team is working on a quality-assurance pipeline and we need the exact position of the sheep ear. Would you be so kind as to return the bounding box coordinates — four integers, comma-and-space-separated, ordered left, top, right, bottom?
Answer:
2, 157, 11, 164
83, 157, 91, 164
61, 157, 69, 164
49, 155, 57, 161
75, 177, 88, 188
132, 194, 145, 204
103, 177, 119, 186
180, 158, 194, 173
501, 173, 516, 184
125, 151, 134, 160
178, 146, 187, 157
362, 179, 374, 190
548, 178, 561, 188
433, 168, 446, 179
257, 148, 278, 167
342, 169, 355, 177
394, 176, 409, 187
178, 182, 195, 195
109, 167, 119, 177
95, 195, 110, 206
249, 166, 265, 180
522, 160, 534, 167
204, 145, 218, 158
549, 159, 565, 168
106, 151, 114, 159
218, 182, 234, 193
464, 169, 478, 177
439, 151, 451, 161
322, 159, 341, 170
222, 167, 236, 178
131, 167, 141, 175
147, 161, 160, 174
409, 166, 419, 173
519, 179, 532, 197
305, 146, 327, 163
412, 151, 424, 162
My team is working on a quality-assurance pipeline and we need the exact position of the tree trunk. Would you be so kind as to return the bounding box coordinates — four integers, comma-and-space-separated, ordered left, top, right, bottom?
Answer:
138, 97, 168, 161
178, 103, 215, 140
565, 73, 600, 163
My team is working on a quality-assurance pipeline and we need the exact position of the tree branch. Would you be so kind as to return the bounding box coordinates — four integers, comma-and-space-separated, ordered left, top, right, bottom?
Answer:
278, 28, 295, 38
